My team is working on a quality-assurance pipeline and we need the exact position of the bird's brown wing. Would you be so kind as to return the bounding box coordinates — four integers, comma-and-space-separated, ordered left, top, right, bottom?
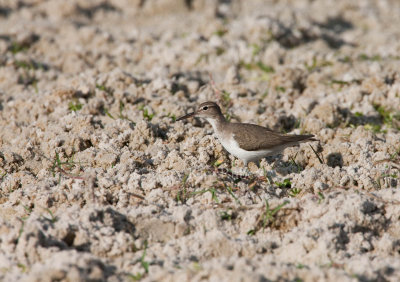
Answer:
230, 123, 315, 151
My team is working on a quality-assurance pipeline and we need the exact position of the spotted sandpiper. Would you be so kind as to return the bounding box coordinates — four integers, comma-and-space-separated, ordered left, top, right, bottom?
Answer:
176, 101, 316, 166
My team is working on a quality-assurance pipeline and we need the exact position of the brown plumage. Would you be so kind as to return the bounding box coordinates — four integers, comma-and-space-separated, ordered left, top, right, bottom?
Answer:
228, 123, 316, 151
177, 101, 317, 166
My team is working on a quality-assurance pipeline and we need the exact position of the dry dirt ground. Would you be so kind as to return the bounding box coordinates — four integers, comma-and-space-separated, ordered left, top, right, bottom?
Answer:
1, 0, 400, 281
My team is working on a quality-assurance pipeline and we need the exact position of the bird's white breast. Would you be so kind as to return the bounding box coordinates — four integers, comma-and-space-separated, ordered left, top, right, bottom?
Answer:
219, 136, 274, 163
206, 117, 274, 163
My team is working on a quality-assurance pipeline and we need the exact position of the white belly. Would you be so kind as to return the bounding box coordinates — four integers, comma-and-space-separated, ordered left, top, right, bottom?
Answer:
218, 136, 274, 164
206, 118, 277, 164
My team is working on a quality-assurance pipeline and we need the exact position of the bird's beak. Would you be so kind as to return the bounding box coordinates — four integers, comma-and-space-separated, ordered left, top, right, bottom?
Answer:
176, 111, 196, 121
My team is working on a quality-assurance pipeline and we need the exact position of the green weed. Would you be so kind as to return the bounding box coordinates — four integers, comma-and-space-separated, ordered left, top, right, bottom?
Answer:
14, 60, 44, 70
138, 105, 155, 121
220, 210, 235, 221
189, 188, 220, 203
222, 90, 231, 104
129, 241, 150, 280
239, 60, 274, 74
216, 47, 225, 56
275, 86, 286, 93
317, 192, 325, 204
374, 104, 400, 130
17, 263, 27, 273
305, 57, 333, 71
176, 173, 189, 203
95, 84, 114, 95
256, 61, 274, 73
167, 112, 177, 122
140, 241, 149, 274
261, 199, 289, 229
118, 101, 135, 123
223, 184, 241, 205
251, 43, 261, 56
214, 29, 227, 37
42, 208, 57, 223
68, 100, 82, 112
9, 42, 29, 54
0, 170, 7, 182
296, 263, 306, 269
262, 166, 273, 185
288, 188, 301, 197
331, 79, 350, 86
275, 178, 292, 188
364, 123, 384, 133
247, 229, 256, 236
289, 153, 303, 172
51, 152, 84, 183
358, 54, 381, 61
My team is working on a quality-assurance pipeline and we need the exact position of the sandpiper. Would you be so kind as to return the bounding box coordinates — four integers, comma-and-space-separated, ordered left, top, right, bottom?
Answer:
176, 101, 316, 166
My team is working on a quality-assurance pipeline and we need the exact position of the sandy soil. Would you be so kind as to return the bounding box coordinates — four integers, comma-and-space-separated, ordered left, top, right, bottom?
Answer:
1, 0, 400, 281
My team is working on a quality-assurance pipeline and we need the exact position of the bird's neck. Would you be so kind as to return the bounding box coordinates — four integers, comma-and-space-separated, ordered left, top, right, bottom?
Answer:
206, 115, 227, 136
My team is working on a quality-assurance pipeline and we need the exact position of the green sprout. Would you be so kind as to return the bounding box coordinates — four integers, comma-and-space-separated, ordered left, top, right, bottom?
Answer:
331, 80, 350, 86
239, 60, 274, 74
256, 61, 274, 73
189, 188, 220, 203
216, 47, 225, 56
43, 208, 58, 223
262, 166, 273, 185
14, 60, 44, 70
0, 170, 7, 182
103, 108, 115, 119
358, 54, 382, 61
129, 241, 150, 280
374, 104, 400, 130
68, 100, 82, 112
275, 86, 286, 93
214, 29, 227, 37
262, 199, 289, 230
288, 188, 301, 197
138, 105, 155, 121
167, 112, 176, 122
213, 159, 224, 167
275, 178, 292, 188
251, 43, 261, 56
222, 90, 231, 104
95, 84, 114, 95
317, 192, 325, 204
220, 210, 234, 221
17, 263, 27, 273
305, 57, 333, 72
140, 241, 149, 274
289, 152, 303, 172
224, 184, 241, 205
176, 173, 189, 203
247, 229, 256, 236
9, 42, 29, 54
364, 123, 383, 133
50, 152, 83, 184
118, 101, 135, 123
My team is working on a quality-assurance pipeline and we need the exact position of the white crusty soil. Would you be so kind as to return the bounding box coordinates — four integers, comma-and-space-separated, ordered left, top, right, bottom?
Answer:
0, 0, 400, 281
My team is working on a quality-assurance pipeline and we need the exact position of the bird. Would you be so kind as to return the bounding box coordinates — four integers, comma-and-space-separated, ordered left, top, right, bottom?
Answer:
176, 101, 316, 166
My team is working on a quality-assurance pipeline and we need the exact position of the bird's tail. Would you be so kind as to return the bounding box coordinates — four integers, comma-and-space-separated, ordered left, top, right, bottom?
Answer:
296, 134, 317, 142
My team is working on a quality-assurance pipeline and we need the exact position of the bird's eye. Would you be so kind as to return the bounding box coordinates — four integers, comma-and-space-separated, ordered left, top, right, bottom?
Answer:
202, 106, 208, 110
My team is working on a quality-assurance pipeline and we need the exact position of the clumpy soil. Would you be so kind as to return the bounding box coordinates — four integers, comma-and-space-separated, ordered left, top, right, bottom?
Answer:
1, 0, 400, 281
